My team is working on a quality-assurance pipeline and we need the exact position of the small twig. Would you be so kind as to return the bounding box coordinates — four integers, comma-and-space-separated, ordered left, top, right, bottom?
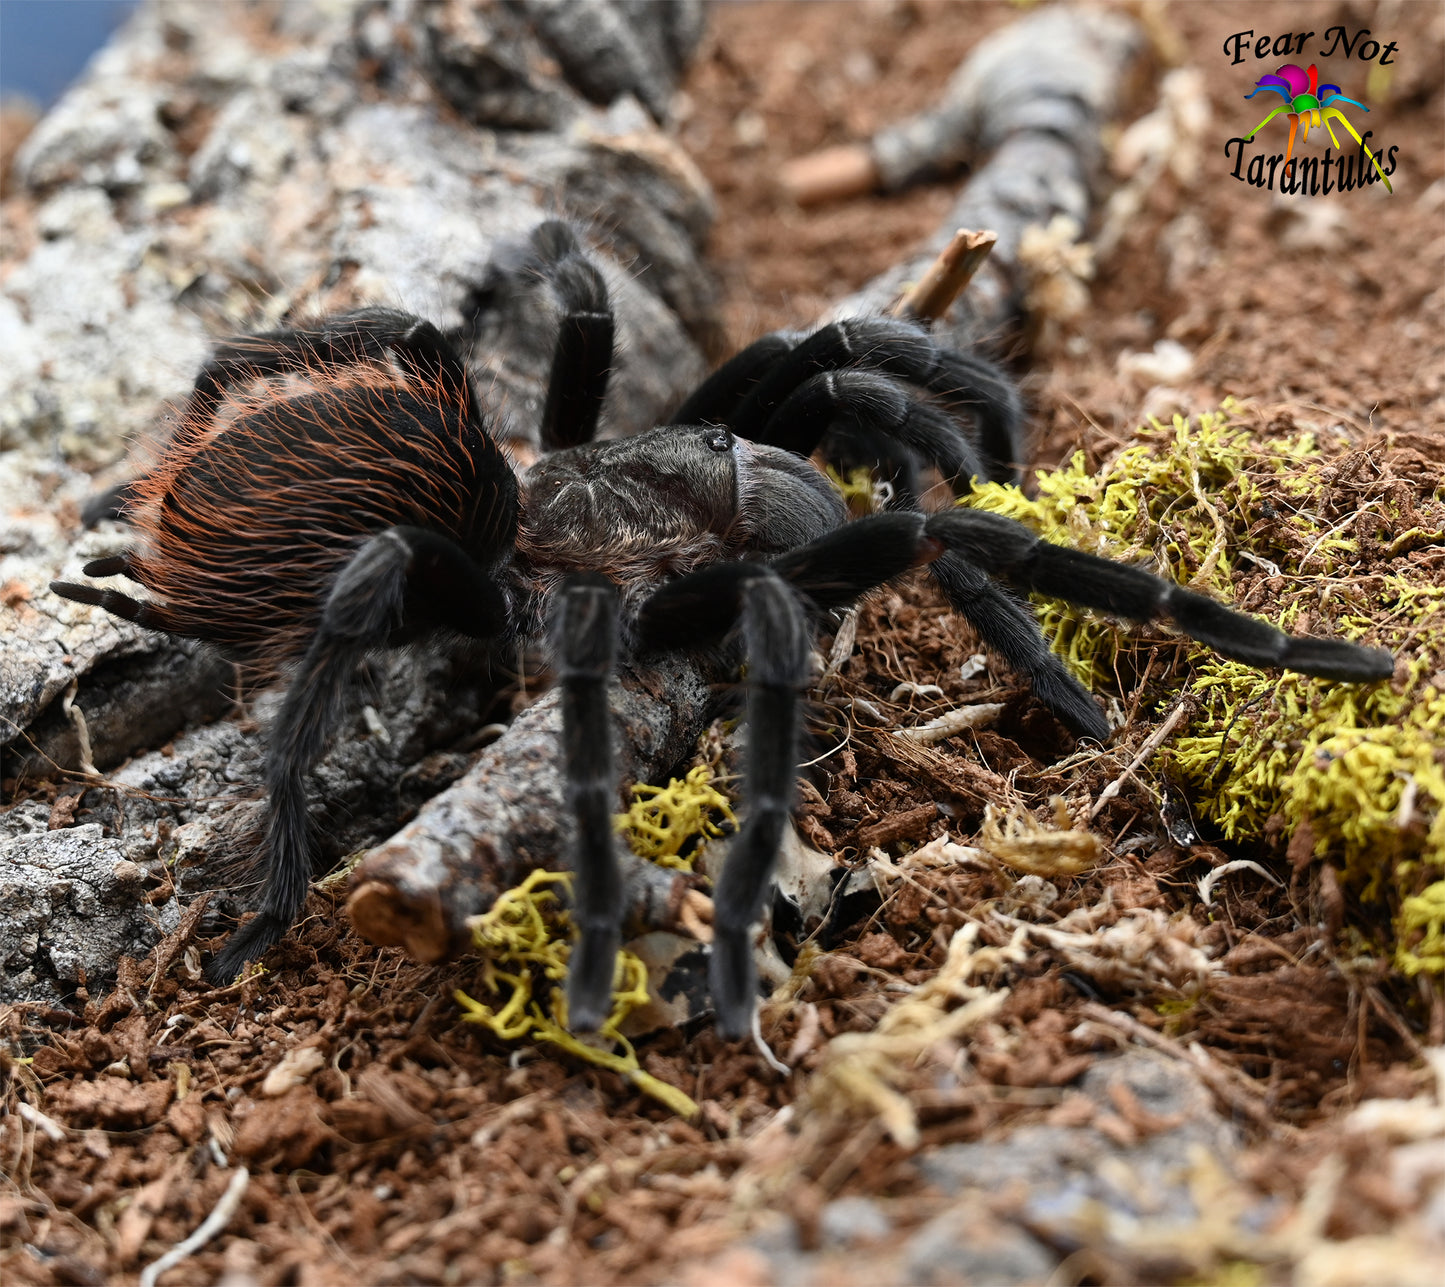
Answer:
894, 701, 1004, 744
751, 1008, 791, 1077
139, 1167, 250, 1287
779, 143, 879, 206
61, 678, 100, 778
16, 1101, 66, 1142
891, 228, 998, 323
1196, 859, 1283, 908
1088, 700, 1189, 821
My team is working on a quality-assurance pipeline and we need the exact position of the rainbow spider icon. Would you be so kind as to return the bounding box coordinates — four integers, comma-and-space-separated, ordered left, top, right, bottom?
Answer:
1246, 62, 1392, 193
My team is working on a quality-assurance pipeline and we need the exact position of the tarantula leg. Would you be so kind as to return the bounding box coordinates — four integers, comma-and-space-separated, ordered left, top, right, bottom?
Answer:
188, 309, 474, 422
670, 333, 797, 426
924, 510, 1396, 682
554, 576, 626, 1032
80, 479, 142, 527
80, 553, 140, 581
49, 577, 171, 631
530, 222, 615, 451
757, 512, 1107, 737
711, 571, 810, 1038
929, 553, 1109, 740
726, 318, 1025, 486
458, 221, 615, 450
636, 565, 811, 1038
206, 526, 510, 984
751, 369, 988, 502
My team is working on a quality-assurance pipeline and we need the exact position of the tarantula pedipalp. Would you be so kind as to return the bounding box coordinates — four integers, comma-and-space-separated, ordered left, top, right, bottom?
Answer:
52, 221, 1393, 1039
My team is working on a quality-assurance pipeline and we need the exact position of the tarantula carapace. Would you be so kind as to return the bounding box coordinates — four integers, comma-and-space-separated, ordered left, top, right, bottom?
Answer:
53, 222, 1393, 1038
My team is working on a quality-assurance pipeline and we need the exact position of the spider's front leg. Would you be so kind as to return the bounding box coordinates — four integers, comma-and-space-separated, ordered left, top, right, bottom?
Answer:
552, 566, 804, 1037
554, 576, 628, 1031
635, 565, 811, 1038
673, 316, 1025, 490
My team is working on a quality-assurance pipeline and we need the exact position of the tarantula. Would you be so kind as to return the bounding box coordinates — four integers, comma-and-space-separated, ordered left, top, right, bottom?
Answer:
52, 222, 1393, 1038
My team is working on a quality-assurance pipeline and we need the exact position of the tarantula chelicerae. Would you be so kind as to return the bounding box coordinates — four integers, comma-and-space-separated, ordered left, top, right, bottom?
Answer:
53, 222, 1393, 1038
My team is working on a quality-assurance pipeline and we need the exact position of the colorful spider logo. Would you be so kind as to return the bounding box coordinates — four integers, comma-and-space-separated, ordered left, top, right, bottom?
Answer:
1246, 62, 1392, 193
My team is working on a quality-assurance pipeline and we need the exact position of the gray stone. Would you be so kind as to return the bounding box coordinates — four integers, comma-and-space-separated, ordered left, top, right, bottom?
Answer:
903, 1194, 1058, 1286
0, 825, 180, 1001
918, 1052, 1241, 1232
819, 1196, 893, 1249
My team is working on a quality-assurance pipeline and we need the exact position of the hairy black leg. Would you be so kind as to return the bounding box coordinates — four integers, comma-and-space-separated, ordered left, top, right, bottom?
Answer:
528, 222, 615, 451
455, 222, 614, 450
670, 332, 798, 426
636, 514, 928, 655
554, 576, 625, 1031
924, 510, 1396, 682
766, 513, 1107, 737
929, 552, 1108, 740
634, 564, 811, 1035
724, 318, 1025, 485
187, 309, 474, 424
81, 479, 141, 527
79, 554, 136, 579
206, 526, 509, 983
768, 512, 933, 610
752, 370, 987, 496
636, 514, 1102, 737
49, 578, 170, 630
710, 571, 810, 1037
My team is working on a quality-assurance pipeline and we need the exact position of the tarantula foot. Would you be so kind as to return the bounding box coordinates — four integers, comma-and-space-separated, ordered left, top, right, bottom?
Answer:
1280, 636, 1395, 682
206, 912, 290, 986
709, 928, 759, 1041
566, 923, 623, 1032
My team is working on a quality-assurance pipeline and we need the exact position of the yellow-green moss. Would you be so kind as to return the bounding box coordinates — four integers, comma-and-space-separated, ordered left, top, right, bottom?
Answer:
456, 870, 697, 1116
614, 764, 736, 871
454, 767, 738, 1109
963, 407, 1444, 975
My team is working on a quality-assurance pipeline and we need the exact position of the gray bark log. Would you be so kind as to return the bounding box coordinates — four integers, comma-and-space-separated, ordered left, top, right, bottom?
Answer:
835, 7, 1145, 354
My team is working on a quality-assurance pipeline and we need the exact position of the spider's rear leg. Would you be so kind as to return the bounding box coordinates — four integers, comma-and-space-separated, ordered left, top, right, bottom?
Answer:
554, 576, 627, 1032
531, 223, 614, 451
49, 576, 171, 631
458, 221, 615, 452
80, 479, 142, 527
206, 525, 512, 984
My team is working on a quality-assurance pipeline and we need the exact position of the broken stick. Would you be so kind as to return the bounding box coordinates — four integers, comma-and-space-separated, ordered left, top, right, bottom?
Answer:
890, 228, 998, 323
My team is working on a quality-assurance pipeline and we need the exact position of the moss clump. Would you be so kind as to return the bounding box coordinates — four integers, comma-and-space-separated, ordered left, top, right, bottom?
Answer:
614, 764, 736, 871
963, 406, 1443, 975
454, 766, 739, 1111
456, 870, 698, 1116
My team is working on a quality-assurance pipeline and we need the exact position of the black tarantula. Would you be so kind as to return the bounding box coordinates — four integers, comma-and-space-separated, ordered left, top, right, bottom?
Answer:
53, 222, 1393, 1039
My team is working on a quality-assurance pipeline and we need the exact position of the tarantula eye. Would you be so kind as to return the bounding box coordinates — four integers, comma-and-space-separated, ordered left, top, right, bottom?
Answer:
704, 428, 733, 453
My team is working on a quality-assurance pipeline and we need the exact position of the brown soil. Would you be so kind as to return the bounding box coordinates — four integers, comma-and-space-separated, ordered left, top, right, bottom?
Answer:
4, 3, 1443, 1285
